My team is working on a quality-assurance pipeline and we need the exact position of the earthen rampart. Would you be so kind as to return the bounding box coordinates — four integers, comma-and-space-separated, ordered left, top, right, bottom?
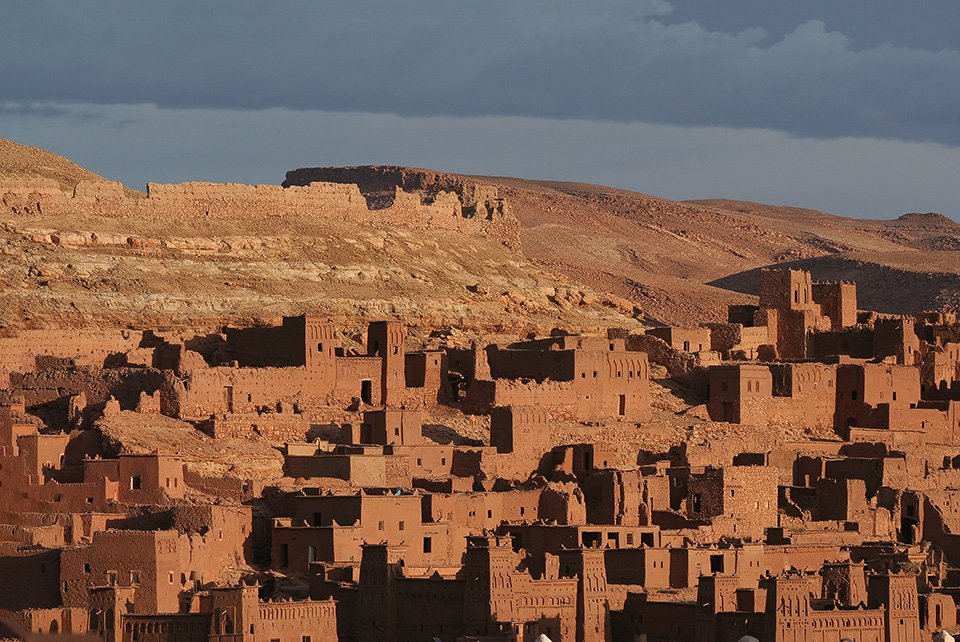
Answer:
0, 175, 521, 249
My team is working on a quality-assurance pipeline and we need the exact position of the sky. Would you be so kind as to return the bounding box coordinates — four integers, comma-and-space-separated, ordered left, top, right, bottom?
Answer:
1, 1, 959, 220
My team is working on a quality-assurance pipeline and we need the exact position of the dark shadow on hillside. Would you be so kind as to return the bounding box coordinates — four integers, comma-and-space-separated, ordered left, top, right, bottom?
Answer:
707, 255, 958, 316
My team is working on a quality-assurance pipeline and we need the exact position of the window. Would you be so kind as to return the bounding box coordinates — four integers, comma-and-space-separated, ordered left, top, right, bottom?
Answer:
693, 493, 702, 512
520, 507, 525, 516
851, 389, 858, 400
893, 391, 897, 401
399, 521, 405, 531
379, 520, 385, 531
417, 458, 422, 466
303, 636, 312, 642
108, 572, 117, 586
487, 510, 492, 518
423, 537, 432, 553
317, 342, 323, 352
169, 571, 174, 584
131, 572, 140, 584
626, 533, 634, 546
308, 546, 317, 563
441, 457, 446, 466
394, 427, 400, 436
84, 563, 91, 573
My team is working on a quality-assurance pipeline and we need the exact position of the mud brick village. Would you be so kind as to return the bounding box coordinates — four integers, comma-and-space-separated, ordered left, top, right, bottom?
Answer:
4, 148, 960, 642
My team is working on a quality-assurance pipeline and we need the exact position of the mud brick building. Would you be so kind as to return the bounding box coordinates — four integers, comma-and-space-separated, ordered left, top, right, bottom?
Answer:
6, 262, 960, 642
168, 317, 446, 421
460, 335, 651, 423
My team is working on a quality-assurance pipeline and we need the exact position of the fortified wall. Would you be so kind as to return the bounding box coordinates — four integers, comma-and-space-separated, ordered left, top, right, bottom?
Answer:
0, 174, 521, 249
283, 165, 522, 250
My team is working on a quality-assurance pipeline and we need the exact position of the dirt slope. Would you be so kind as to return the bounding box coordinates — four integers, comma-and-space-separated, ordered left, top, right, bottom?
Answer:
300, 167, 960, 325
0, 138, 141, 198
475, 179, 960, 323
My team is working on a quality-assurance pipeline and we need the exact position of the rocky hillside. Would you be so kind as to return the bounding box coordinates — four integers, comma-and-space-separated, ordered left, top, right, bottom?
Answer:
3, 143, 958, 333
0, 143, 641, 336
300, 167, 960, 325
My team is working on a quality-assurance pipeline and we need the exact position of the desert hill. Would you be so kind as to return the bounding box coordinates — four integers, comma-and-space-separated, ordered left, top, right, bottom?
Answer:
0, 144, 640, 335
1, 143, 958, 333
0, 138, 142, 199
289, 167, 960, 325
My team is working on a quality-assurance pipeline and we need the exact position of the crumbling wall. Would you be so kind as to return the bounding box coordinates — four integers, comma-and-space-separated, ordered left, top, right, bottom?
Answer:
624, 332, 704, 377
0, 175, 522, 249
282, 165, 522, 249
0, 328, 144, 373
202, 410, 310, 441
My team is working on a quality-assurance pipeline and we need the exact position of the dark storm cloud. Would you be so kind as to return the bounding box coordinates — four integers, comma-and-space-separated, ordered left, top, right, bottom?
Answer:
2, 1, 959, 145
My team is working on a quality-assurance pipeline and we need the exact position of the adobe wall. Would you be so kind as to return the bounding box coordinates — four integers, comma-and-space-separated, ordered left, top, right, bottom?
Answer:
61, 527, 248, 613
463, 378, 577, 418
486, 346, 576, 381
624, 332, 707, 377
812, 282, 857, 330
0, 549, 61, 610
0, 328, 144, 374
172, 366, 333, 419
203, 410, 310, 442
759, 269, 816, 311
644, 327, 711, 352
10, 366, 167, 424
706, 323, 769, 359
282, 165, 523, 250
256, 599, 338, 642
0, 175, 522, 249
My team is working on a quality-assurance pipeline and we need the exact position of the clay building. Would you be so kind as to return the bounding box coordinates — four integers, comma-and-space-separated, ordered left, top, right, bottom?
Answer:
348, 535, 611, 642
270, 490, 452, 572
168, 317, 445, 422
645, 327, 711, 353
683, 465, 779, 540
835, 362, 921, 431
3, 268, 960, 640
707, 361, 840, 430
65, 583, 338, 642
61, 523, 252, 614
614, 562, 922, 642
716, 269, 858, 361
460, 335, 651, 423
